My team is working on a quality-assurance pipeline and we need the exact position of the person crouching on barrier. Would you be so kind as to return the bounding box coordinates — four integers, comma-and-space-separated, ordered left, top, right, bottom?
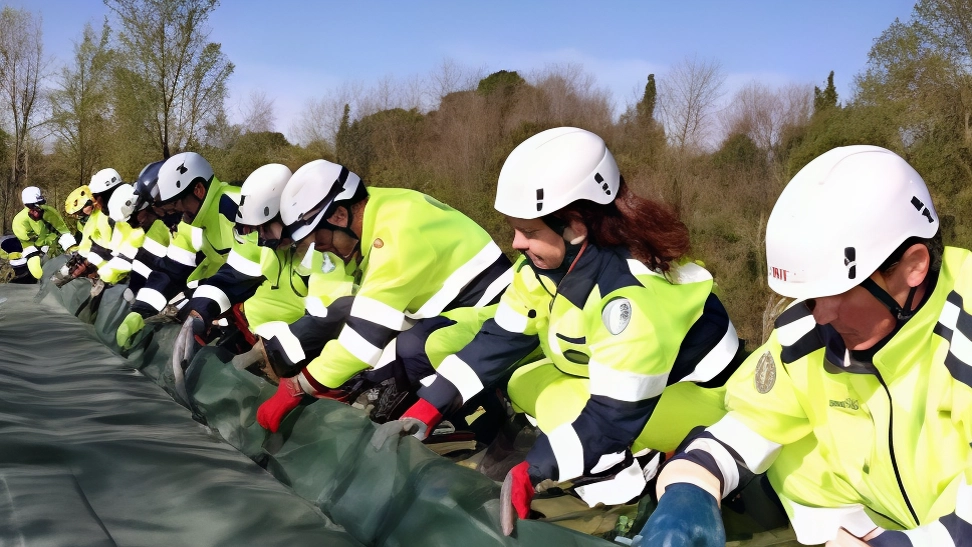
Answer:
175, 163, 352, 378
636, 145, 972, 547
375, 127, 744, 536
254, 159, 513, 433
117, 153, 240, 349
13, 186, 76, 280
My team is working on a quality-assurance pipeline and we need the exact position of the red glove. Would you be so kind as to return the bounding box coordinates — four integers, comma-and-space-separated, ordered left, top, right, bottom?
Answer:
507, 461, 535, 519
500, 461, 537, 535
256, 375, 306, 432
399, 398, 443, 440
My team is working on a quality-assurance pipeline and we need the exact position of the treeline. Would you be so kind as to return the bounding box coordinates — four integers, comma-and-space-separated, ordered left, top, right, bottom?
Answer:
1, 0, 971, 347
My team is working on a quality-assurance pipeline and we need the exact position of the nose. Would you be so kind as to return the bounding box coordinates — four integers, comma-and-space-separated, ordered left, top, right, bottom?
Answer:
811, 295, 840, 325
511, 230, 528, 251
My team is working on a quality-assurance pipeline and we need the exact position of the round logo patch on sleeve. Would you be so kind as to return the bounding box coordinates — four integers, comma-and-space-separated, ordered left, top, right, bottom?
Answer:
601, 298, 632, 335
754, 351, 776, 394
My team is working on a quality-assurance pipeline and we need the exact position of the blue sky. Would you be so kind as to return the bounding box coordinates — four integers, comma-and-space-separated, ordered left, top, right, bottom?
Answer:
20, 0, 917, 142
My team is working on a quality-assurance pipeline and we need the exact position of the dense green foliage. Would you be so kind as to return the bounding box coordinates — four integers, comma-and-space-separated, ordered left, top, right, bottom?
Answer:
2, 0, 972, 347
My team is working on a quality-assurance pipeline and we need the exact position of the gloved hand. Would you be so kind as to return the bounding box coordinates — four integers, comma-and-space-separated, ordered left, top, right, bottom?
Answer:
500, 461, 537, 536
116, 311, 146, 350
256, 375, 306, 432
369, 398, 443, 450
634, 482, 725, 547
27, 255, 43, 279
187, 310, 207, 336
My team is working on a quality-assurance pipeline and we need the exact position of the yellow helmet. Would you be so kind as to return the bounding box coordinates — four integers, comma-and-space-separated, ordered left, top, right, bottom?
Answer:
65, 185, 93, 215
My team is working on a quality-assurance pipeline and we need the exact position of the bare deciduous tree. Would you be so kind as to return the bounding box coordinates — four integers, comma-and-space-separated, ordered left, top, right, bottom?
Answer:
719, 81, 813, 151
659, 55, 726, 150
107, 0, 234, 158
239, 90, 275, 133
49, 22, 113, 187
0, 6, 48, 232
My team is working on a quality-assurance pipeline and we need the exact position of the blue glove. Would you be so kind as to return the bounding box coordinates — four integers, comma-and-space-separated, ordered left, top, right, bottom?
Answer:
634, 483, 725, 547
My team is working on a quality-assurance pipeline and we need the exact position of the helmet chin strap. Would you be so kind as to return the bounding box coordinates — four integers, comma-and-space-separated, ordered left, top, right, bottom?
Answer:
859, 277, 919, 321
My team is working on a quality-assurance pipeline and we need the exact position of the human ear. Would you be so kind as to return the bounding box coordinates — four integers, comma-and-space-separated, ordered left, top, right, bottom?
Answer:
563, 219, 588, 245
327, 206, 349, 228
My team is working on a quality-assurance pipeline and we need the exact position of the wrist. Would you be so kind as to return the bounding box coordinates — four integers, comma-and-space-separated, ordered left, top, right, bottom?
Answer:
402, 398, 443, 428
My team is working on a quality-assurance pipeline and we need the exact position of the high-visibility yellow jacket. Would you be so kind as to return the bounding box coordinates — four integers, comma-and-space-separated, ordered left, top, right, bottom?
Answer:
300, 187, 511, 389
672, 246, 972, 545
131, 179, 239, 316
419, 245, 739, 483
12, 205, 74, 259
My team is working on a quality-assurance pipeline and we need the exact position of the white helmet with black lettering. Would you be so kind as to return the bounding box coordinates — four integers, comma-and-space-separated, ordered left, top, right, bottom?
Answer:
107, 184, 138, 222
494, 127, 620, 219
766, 145, 939, 300
89, 168, 124, 195
156, 152, 214, 203
280, 159, 363, 241
237, 164, 292, 227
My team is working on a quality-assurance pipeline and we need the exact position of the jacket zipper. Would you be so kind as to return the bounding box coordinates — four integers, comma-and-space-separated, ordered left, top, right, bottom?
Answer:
874, 369, 920, 526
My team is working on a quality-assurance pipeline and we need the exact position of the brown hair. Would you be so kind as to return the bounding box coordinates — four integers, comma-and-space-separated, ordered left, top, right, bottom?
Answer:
558, 177, 690, 272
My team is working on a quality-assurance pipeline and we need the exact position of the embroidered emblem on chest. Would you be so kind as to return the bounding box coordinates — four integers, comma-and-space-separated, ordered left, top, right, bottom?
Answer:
602, 298, 632, 335
754, 351, 776, 394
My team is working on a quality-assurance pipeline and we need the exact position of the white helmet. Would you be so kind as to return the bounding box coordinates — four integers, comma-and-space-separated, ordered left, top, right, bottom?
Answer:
766, 145, 939, 300
157, 152, 214, 203
107, 184, 138, 222
494, 127, 620, 219
21, 186, 45, 207
90, 168, 124, 195
237, 164, 292, 227
280, 159, 362, 241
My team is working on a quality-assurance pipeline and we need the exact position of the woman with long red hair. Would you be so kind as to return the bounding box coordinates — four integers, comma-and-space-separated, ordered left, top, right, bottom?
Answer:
378, 127, 742, 536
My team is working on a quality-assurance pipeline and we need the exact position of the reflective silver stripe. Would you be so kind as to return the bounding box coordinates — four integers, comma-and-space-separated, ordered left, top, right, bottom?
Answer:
132, 260, 151, 278
588, 359, 667, 402
88, 250, 110, 266
942, 300, 972, 365
776, 314, 816, 346
626, 258, 662, 278
904, 523, 955, 547
957, 479, 972, 522
419, 374, 437, 387
436, 354, 484, 403
548, 423, 585, 481
167, 244, 197, 267
679, 321, 740, 383
785, 501, 878, 545
352, 295, 408, 331
99, 257, 131, 277
190, 226, 203, 252
142, 237, 166, 257
254, 321, 305, 363
590, 451, 626, 474
707, 414, 781, 474
136, 288, 167, 312
186, 279, 199, 290
941, 299, 961, 330
406, 241, 503, 319
683, 436, 740, 498
672, 261, 713, 283
23, 245, 38, 256
338, 326, 383, 366
305, 296, 329, 318
194, 285, 231, 313
58, 233, 76, 249
9, 257, 26, 267
227, 249, 262, 277
474, 266, 513, 308
574, 458, 647, 508
374, 338, 398, 369
494, 301, 529, 334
